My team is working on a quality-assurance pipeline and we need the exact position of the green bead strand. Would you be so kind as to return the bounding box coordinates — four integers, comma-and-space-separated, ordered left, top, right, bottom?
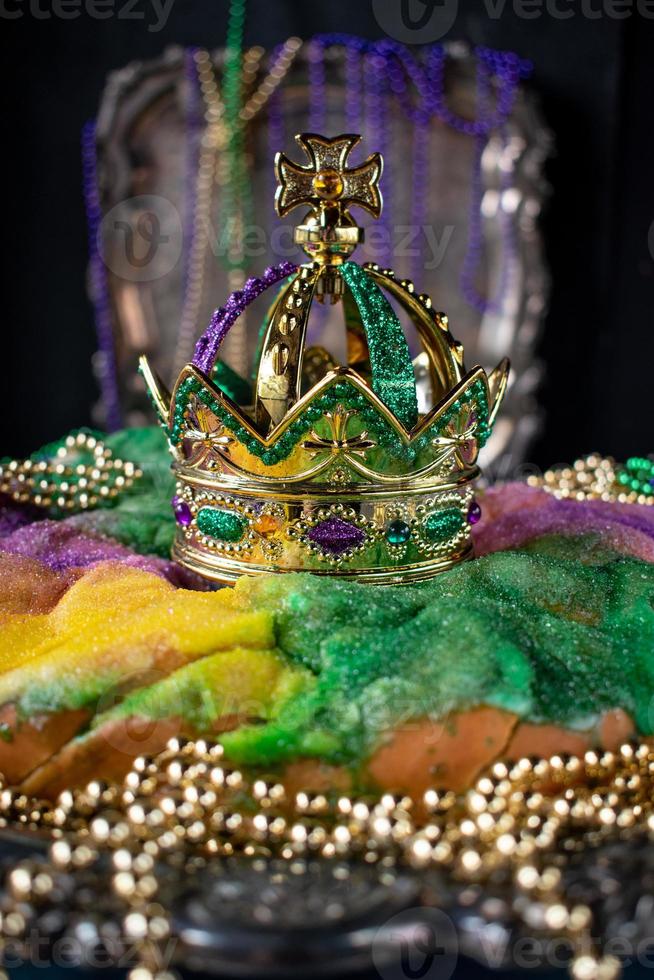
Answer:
220, 0, 250, 273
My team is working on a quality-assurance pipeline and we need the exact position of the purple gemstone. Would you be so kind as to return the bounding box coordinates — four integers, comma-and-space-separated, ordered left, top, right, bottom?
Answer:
306, 517, 366, 557
467, 501, 482, 525
172, 496, 192, 527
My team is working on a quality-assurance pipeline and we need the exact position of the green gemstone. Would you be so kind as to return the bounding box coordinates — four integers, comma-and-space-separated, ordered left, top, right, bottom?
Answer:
196, 507, 247, 543
386, 519, 411, 545
423, 507, 465, 543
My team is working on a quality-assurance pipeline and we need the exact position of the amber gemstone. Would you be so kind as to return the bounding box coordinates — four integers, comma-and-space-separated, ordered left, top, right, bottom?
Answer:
312, 169, 344, 200
254, 514, 280, 537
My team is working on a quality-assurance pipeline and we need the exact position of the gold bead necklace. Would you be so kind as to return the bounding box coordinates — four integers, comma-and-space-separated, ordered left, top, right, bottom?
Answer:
0, 737, 652, 978
529, 454, 654, 506
0, 431, 141, 512
173, 39, 302, 378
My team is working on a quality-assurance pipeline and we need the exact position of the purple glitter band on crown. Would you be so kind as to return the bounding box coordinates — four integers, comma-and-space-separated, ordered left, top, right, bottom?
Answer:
192, 261, 298, 375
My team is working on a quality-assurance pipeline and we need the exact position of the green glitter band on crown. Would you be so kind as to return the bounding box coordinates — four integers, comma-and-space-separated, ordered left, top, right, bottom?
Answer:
211, 361, 252, 405
340, 261, 419, 430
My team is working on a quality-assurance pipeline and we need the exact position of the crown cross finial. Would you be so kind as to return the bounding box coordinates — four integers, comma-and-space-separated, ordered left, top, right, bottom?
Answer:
275, 133, 383, 219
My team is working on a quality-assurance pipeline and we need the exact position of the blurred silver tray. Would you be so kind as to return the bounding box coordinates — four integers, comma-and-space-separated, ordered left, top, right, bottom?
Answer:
93, 41, 551, 471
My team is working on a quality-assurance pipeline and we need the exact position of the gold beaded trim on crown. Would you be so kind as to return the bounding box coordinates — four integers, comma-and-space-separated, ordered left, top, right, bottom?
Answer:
1, 737, 652, 979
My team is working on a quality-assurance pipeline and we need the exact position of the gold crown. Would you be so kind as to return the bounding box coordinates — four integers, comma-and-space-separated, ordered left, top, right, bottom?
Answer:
140, 133, 509, 585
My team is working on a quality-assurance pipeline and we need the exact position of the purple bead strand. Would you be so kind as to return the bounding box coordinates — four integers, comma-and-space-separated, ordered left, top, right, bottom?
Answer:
308, 38, 326, 133
410, 110, 431, 285
257, 41, 301, 268
344, 39, 363, 133
81, 120, 123, 432
313, 34, 367, 135
365, 44, 393, 268
181, 47, 204, 307
308, 37, 531, 305
376, 39, 434, 126
376, 43, 435, 283
193, 261, 297, 374
381, 46, 432, 284
426, 45, 530, 137
460, 132, 489, 313
475, 47, 531, 130
459, 58, 491, 313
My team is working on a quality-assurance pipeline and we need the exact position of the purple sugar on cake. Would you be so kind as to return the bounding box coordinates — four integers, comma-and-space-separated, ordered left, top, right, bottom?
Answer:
474, 483, 654, 562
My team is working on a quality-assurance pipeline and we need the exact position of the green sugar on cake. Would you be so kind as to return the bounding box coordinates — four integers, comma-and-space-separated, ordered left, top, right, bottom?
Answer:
221, 538, 654, 767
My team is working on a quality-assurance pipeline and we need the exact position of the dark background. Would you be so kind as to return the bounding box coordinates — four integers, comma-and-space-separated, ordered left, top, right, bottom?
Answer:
1, 8, 652, 977
1, 1, 653, 464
